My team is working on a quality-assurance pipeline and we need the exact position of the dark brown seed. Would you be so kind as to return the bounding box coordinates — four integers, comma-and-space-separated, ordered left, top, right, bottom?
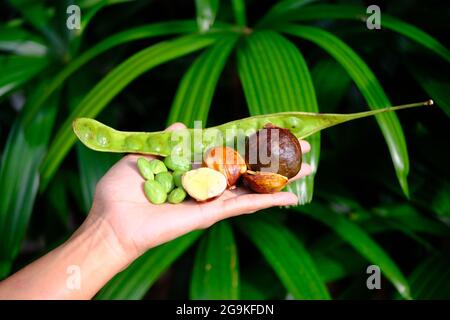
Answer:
245, 123, 302, 179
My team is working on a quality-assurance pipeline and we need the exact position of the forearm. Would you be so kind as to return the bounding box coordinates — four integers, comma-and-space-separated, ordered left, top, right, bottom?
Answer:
0, 217, 128, 299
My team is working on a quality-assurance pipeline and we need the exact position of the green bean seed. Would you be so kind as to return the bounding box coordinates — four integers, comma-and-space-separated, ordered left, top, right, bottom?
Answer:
149, 159, 167, 174
172, 170, 185, 188
168, 187, 187, 204
144, 180, 167, 205
155, 172, 174, 193
164, 155, 192, 172
74, 102, 431, 156
137, 157, 154, 180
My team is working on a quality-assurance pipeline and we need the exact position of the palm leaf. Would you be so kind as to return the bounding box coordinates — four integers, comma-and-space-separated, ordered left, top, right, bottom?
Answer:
23, 20, 197, 125
0, 24, 199, 274
406, 252, 450, 299
8, 0, 64, 55
236, 30, 320, 204
0, 88, 59, 278
280, 24, 411, 197
407, 63, 450, 117
0, 26, 47, 56
196, 0, 219, 32
237, 213, 330, 299
40, 33, 221, 190
270, 4, 450, 63
190, 221, 239, 299
231, 0, 246, 26
257, 0, 317, 26
295, 203, 411, 299
96, 231, 203, 299
312, 59, 351, 112
168, 34, 238, 127
0, 55, 48, 97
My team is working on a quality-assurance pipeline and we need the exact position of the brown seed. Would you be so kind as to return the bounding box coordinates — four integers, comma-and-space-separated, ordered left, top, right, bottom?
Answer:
245, 123, 302, 179
242, 171, 289, 193
203, 146, 247, 189
182, 168, 227, 201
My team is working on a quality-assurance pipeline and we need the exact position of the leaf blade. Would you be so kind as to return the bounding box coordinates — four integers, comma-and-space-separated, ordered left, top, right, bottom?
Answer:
271, 4, 450, 63
168, 33, 239, 127
190, 221, 239, 299
237, 214, 330, 299
295, 203, 411, 299
236, 30, 320, 204
23, 20, 197, 125
0, 55, 49, 97
407, 252, 450, 299
0, 88, 59, 278
96, 231, 203, 299
231, 0, 247, 26
196, 0, 219, 32
280, 24, 411, 197
39, 33, 219, 190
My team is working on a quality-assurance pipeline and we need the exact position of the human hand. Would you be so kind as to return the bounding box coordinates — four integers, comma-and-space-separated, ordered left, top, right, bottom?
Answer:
82, 123, 312, 266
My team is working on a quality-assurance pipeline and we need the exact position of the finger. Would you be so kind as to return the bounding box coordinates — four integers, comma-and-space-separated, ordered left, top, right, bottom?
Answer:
289, 162, 312, 182
218, 192, 298, 220
299, 140, 311, 154
165, 122, 187, 131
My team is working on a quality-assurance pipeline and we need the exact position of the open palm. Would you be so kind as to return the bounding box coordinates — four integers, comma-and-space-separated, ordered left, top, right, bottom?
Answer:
87, 123, 311, 260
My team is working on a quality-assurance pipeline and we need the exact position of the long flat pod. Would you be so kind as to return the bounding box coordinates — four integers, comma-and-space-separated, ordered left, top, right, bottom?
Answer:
73, 100, 432, 156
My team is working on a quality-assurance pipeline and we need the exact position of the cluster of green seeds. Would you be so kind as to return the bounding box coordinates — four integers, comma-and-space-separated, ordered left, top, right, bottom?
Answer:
137, 155, 191, 205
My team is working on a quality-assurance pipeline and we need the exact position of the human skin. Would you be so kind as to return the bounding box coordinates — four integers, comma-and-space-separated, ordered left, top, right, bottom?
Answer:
0, 123, 311, 300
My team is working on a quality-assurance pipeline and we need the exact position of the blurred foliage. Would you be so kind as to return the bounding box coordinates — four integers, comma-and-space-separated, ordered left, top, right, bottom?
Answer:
0, 0, 449, 299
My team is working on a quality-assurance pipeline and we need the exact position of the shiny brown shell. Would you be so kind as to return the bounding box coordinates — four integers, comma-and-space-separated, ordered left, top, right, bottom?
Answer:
242, 171, 289, 193
203, 146, 247, 188
245, 123, 302, 179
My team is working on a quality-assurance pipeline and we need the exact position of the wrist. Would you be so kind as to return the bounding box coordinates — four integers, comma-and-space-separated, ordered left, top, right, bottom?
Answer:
74, 215, 133, 272
48, 217, 132, 299
0, 215, 132, 299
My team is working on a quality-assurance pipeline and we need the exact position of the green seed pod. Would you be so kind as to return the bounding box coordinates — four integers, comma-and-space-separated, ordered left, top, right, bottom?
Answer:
149, 159, 167, 175
137, 157, 154, 180
168, 187, 187, 204
155, 172, 174, 193
172, 170, 185, 188
144, 180, 167, 205
164, 155, 192, 172
74, 101, 432, 157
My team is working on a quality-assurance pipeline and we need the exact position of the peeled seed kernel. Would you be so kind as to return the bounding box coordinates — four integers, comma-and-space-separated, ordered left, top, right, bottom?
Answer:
182, 168, 227, 201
